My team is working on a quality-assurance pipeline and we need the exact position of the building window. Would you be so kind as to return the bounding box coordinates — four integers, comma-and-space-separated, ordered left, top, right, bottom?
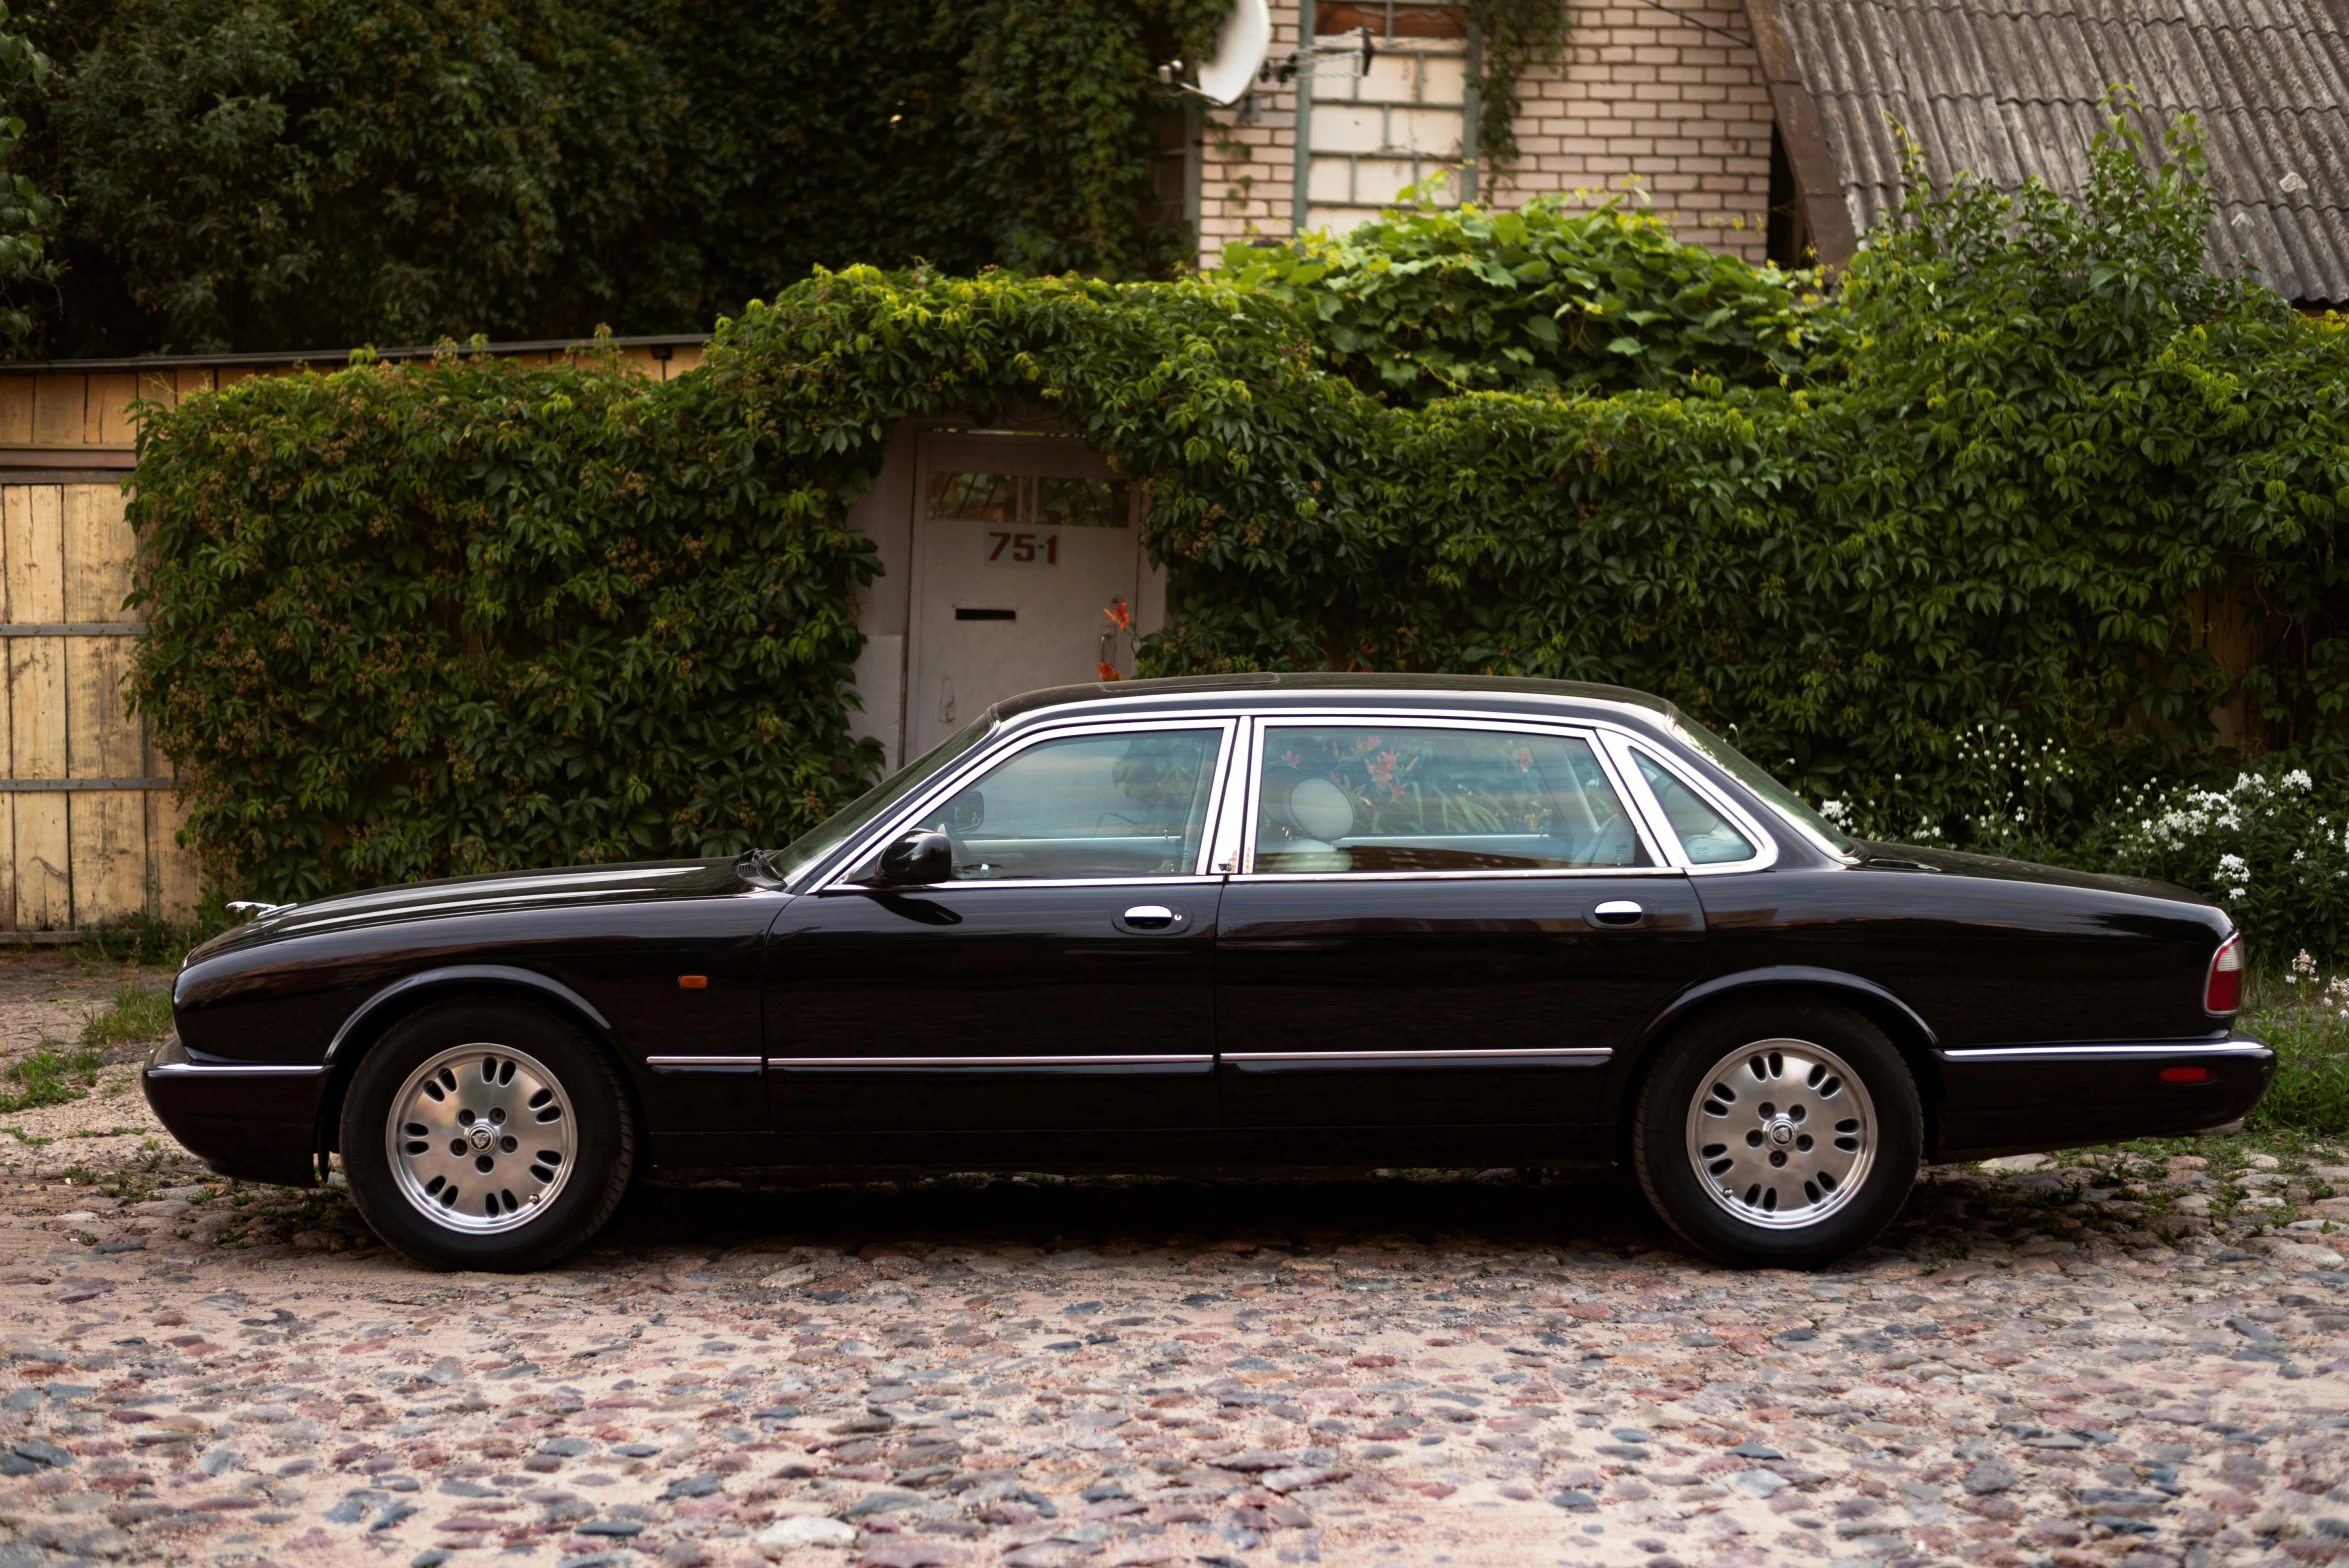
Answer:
1294, 3, 1480, 235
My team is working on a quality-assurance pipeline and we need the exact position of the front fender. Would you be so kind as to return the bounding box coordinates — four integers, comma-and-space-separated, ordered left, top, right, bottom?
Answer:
312, 965, 621, 1158
323, 964, 615, 1063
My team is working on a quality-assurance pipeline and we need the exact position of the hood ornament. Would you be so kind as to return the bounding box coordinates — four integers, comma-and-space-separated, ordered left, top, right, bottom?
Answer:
225, 900, 289, 922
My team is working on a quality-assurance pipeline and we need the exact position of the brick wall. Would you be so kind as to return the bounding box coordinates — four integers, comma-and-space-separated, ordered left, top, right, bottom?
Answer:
1193, 0, 1777, 266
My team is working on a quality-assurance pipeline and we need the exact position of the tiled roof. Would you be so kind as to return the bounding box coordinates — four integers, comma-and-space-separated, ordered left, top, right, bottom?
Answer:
1766, 0, 2349, 303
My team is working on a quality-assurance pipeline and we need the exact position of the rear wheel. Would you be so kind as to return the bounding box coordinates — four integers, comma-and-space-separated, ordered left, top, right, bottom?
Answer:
341, 1000, 634, 1271
1633, 1000, 1920, 1267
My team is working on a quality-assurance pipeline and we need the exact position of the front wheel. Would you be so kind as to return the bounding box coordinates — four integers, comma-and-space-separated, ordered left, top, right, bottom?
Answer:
340, 999, 635, 1271
1633, 1001, 1920, 1267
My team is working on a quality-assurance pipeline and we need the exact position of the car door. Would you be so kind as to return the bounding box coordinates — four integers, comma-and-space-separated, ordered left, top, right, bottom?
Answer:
765, 716, 1236, 1131
1214, 715, 1710, 1128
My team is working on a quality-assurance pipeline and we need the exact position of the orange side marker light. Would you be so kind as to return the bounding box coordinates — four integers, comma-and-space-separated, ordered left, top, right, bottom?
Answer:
677, 975, 709, 990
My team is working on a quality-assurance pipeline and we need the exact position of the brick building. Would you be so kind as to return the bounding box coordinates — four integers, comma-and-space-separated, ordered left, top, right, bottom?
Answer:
1183, 0, 2349, 306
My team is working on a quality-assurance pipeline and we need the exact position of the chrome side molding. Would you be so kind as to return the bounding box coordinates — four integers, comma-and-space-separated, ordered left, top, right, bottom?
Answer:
1222, 1048, 1612, 1070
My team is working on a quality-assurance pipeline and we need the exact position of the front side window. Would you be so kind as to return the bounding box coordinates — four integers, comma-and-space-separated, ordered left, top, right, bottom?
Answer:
1251, 725, 1650, 873
768, 714, 997, 888
907, 727, 1225, 881
1633, 751, 1759, 865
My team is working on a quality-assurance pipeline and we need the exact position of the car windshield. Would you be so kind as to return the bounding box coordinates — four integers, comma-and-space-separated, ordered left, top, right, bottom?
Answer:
764, 714, 997, 888
1667, 713, 1856, 857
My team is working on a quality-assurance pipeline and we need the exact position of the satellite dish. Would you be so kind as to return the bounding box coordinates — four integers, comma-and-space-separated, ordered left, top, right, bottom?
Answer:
1197, 0, 1272, 106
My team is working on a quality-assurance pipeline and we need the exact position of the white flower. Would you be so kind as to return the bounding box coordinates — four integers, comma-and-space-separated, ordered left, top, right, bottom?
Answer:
2285, 769, 2314, 791
2217, 853, 2250, 881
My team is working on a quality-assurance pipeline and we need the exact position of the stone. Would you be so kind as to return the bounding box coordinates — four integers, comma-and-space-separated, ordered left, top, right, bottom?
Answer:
1963, 1459, 2019, 1495
759, 1515, 860, 1555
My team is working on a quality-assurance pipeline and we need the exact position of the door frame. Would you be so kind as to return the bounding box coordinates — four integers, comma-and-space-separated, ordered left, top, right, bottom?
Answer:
899, 428, 1154, 761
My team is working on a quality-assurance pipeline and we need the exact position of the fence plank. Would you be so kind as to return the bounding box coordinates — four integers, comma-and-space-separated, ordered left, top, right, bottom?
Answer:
0, 381, 30, 446
0, 494, 13, 926
30, 378, 81, 449
67, 634, 142, 924
88, 375, 137, 447
7, 487, 68, 928
62, 487, 135, 624
148, 782, 198, 924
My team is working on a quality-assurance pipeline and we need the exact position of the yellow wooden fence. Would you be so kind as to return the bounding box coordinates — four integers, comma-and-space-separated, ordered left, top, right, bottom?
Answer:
0, 338, 707, 938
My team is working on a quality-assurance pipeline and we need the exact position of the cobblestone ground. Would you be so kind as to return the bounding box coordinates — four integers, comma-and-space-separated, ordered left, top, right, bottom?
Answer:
1, 1027, 2347, 1568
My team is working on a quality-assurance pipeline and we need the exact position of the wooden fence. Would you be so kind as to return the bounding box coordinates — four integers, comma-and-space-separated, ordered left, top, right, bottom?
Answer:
0, 337, 708, 939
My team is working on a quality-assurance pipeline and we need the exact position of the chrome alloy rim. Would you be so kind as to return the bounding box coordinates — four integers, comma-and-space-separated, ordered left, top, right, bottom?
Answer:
385, 1044, 575, 1233
1684, 1037, 1875, 1230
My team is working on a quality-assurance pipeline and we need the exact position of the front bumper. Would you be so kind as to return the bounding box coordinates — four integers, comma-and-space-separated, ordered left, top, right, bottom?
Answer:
142, 1037, 324, 1187
1932, 1036, 2274, 1162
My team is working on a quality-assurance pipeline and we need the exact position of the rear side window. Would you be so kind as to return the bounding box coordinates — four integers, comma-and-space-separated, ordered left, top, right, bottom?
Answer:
1633, 750, 1759, 865
1251, 725, 1650, 873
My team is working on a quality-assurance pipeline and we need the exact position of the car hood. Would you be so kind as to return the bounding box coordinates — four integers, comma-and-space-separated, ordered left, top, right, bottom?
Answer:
188, 857, 759, 960
1850, 840, 2217, 908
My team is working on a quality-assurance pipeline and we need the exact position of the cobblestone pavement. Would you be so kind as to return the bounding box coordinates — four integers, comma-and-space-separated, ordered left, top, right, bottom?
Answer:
1, 1128, 2347, 1568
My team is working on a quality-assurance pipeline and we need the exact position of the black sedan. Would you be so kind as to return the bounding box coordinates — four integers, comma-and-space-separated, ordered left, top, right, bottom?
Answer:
146, 675, 2268, 1270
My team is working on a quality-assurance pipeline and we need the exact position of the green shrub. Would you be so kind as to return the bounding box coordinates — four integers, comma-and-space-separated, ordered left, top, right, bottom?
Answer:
1213, 191, 1822, 404
128, 346, 879, 902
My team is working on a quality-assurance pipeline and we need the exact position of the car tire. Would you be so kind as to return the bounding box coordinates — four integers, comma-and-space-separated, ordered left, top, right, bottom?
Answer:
1632, 1000, 1921, 1268
340, 999, 635, 1271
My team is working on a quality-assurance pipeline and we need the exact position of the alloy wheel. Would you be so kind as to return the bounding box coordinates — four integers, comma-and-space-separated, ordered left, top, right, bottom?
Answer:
384, 1043, 575, 1232
1683, 1036, 1875, 1229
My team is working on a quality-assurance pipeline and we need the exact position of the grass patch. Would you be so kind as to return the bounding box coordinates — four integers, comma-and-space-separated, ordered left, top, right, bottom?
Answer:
0, 1047, 103, 1113
2241, 967, 2349, 1139
79, 909, 222, 969
81, 984, 173, 1048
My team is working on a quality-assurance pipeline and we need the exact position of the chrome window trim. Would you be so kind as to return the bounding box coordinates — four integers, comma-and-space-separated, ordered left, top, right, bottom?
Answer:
991, 685, 1680, 732
146, 1061, 325, 1077
814, 714, 1244, 893
1205, 715, 1254, 874
814, 872, 1227, 895
1236, 710, 1672, 878
1600, 733, 1781, 876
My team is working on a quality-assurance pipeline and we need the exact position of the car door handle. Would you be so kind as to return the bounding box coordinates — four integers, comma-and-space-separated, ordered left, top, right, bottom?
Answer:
1119, 904, 1185, 932
1591, 900, 1644, 926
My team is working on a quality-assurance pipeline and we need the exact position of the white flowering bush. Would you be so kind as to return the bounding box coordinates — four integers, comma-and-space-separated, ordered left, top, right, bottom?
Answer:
2074, 770, 2349, 965
1815, 724, 2081, 850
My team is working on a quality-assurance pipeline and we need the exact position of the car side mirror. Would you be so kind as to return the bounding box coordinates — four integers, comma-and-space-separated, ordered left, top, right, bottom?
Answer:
870, 829, 952, 888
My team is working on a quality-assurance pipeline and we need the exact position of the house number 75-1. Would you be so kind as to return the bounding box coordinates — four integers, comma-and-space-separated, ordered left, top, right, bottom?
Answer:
985, 530, 1058, 567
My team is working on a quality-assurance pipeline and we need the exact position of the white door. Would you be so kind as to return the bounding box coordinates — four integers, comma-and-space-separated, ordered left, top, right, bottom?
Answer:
905, 433, 1147, 756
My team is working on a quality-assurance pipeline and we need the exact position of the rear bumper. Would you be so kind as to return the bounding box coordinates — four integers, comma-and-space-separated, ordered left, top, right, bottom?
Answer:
1932, 1036, 2273, 1162
142, 1037, 323, 1187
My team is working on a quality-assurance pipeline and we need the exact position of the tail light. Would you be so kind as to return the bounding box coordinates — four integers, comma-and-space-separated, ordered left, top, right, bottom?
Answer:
2160, 1066, 2211, 1084
2204, 934, 2243, 1015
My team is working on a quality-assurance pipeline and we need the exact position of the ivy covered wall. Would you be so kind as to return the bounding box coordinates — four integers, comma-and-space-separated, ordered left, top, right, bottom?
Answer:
129, 116, 2349, 900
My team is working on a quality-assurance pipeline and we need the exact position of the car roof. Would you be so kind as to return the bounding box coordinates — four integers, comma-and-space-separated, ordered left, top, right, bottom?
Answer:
990, 672, 1685, 731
